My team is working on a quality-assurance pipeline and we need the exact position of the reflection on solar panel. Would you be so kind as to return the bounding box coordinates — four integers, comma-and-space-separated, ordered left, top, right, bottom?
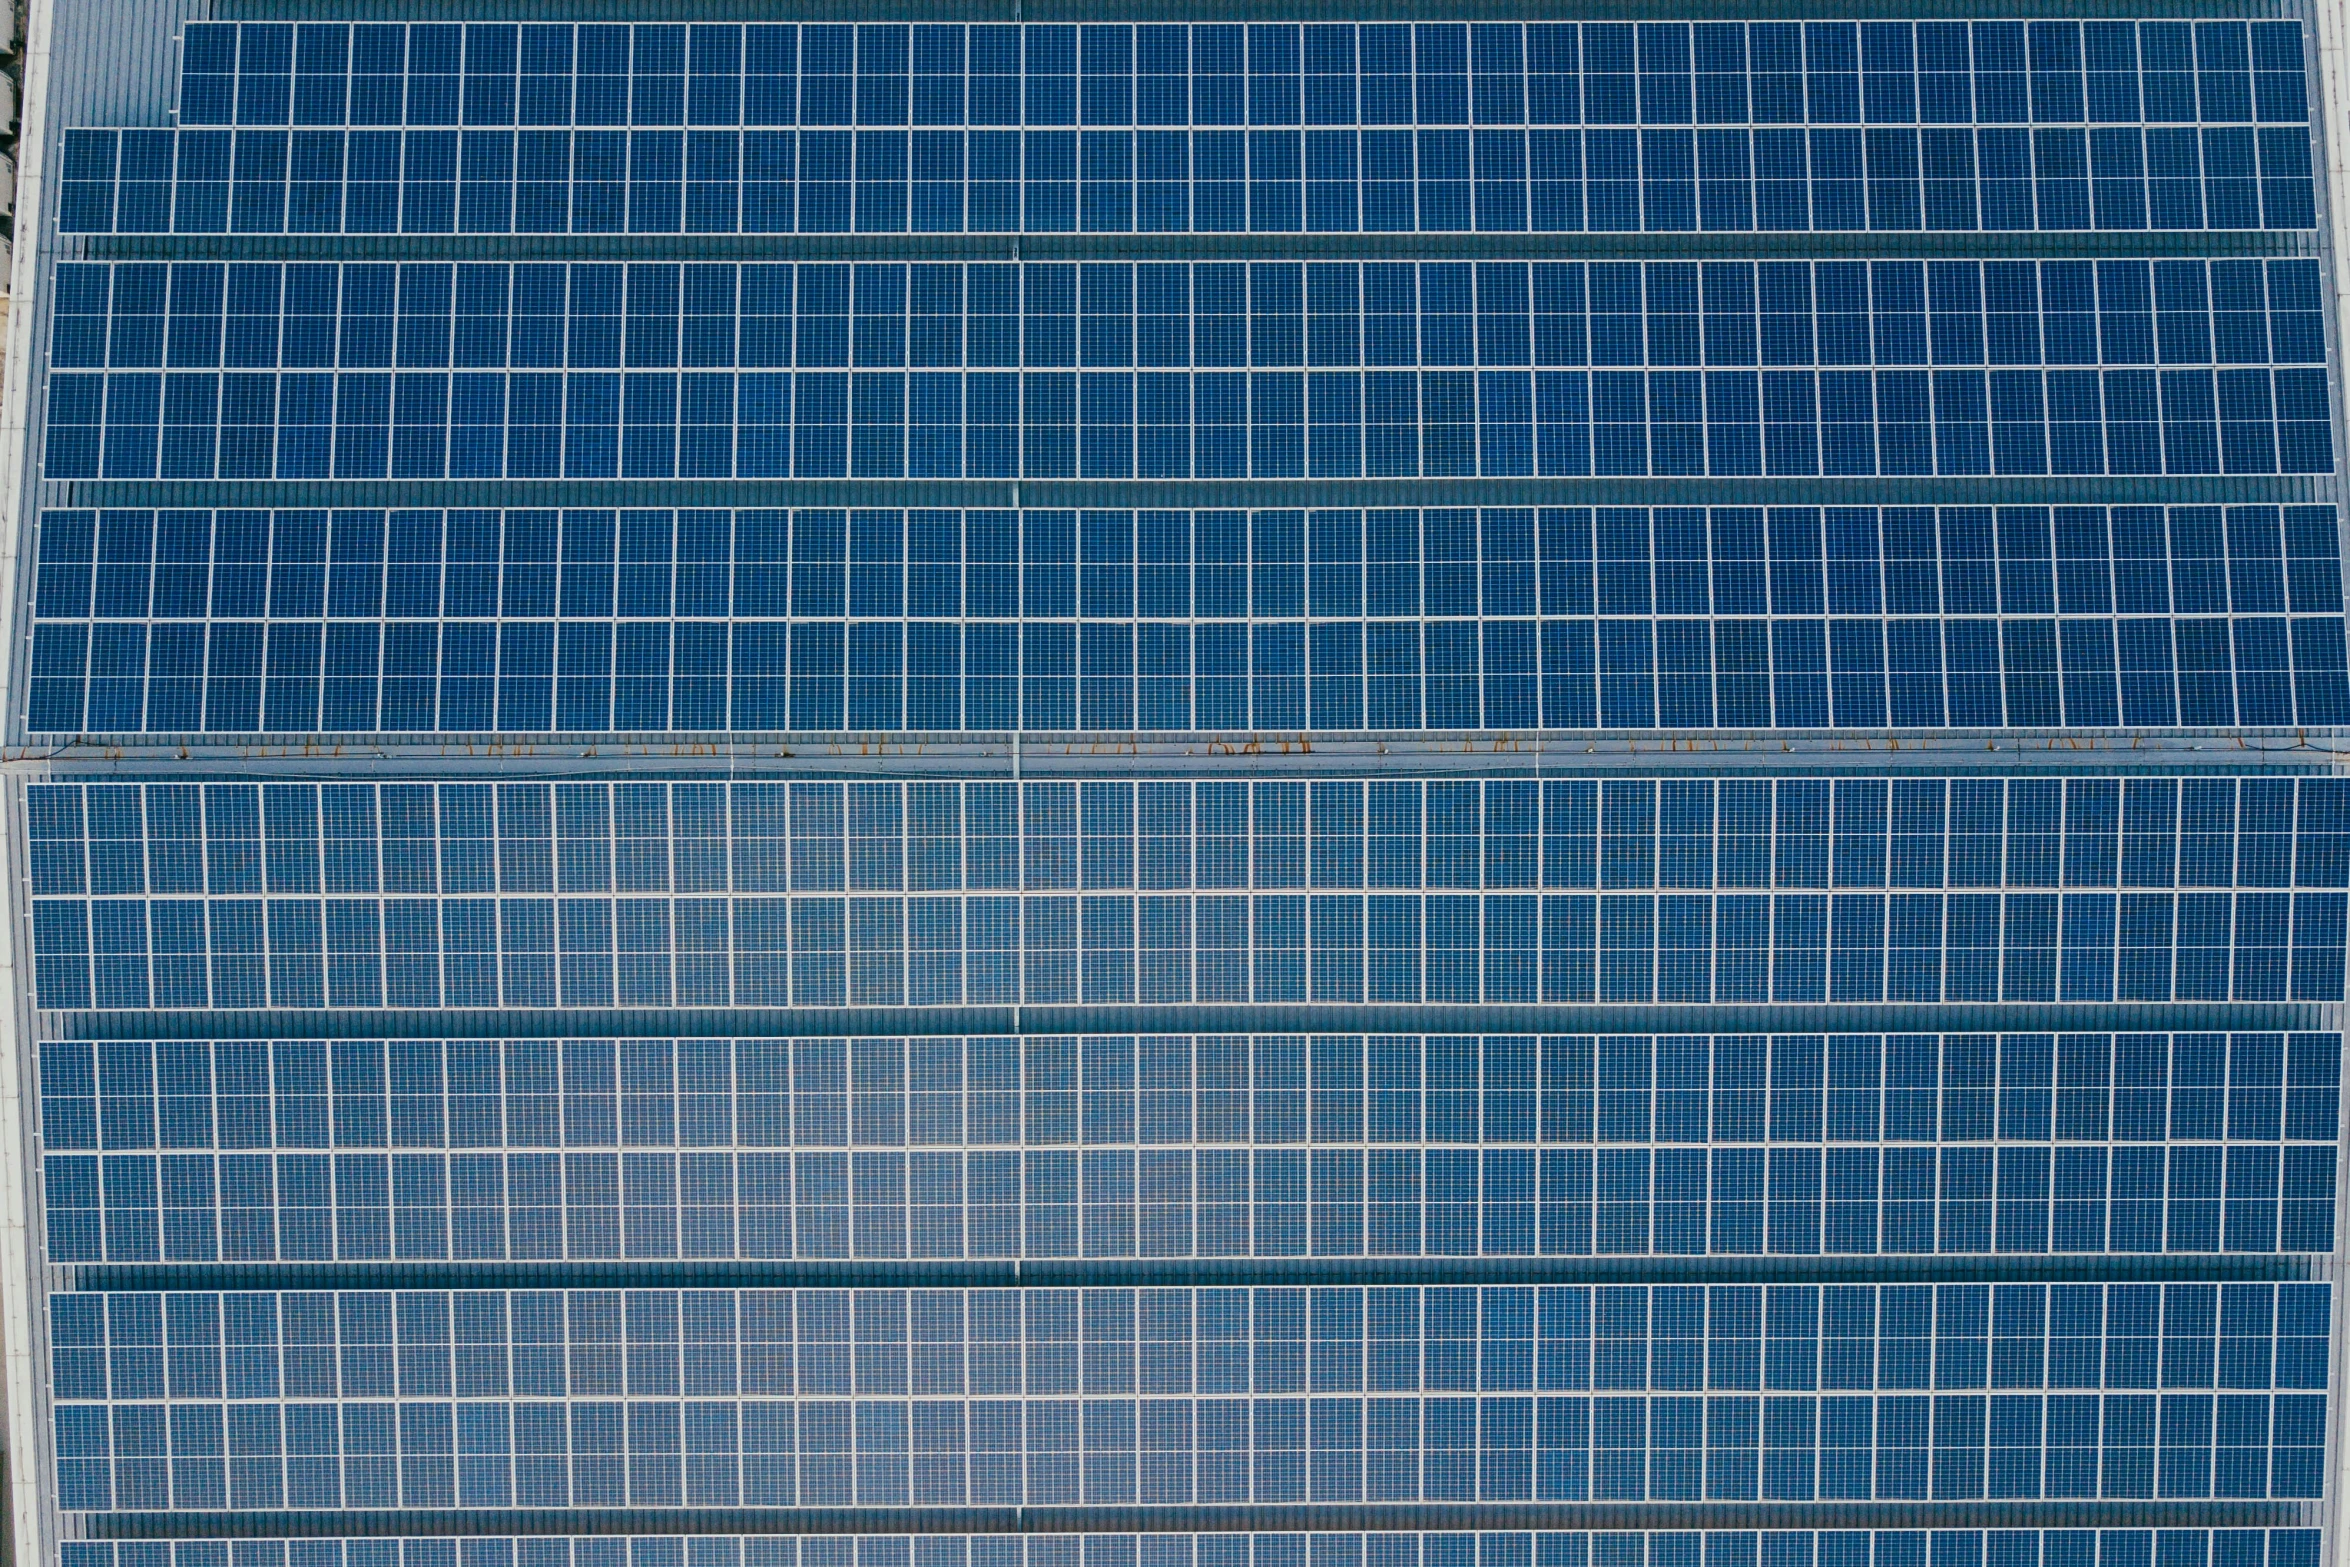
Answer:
8, 6, 2346, 1567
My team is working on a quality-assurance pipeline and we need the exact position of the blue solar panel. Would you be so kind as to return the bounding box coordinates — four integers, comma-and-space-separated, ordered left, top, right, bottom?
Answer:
56, 23, 2316, 236
38, 1032, 2340, 1263
21, 4, 2350, 1557
160, 22, 2317, 131
45, 1284, 2333, 1508
42, 259, 2335, 481
51, 117, 2318, 236
44, 1539, 2347, 1567
22, 504, 2349, 735
21, 777, 2350, 1011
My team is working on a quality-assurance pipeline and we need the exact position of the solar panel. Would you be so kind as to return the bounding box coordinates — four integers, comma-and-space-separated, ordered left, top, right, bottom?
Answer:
158, 21, 2318, 132
42, 260, 2336, 482
49, 1538, 2338, 1567
46, 1284, 2333, 1508
23, 504, 2349, 735
40, 1032, 2339, 1262
16, 7, 2350, 1565
21, 776, 2350, 1010
58, 22, 2317, 235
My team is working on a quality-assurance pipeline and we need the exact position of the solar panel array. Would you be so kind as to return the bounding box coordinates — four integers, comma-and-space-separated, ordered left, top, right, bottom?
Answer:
42, 260, 2338, 482
155, 22, 2318, 130
44, 1541, 2336, 1567
41, 1031, 2339, 1263
57, 22, 2316, 236
25, 504, 2350, 735
54, 122, 2319, 237
14, 6, 2348, 1567
48, 1284, 2333, 1508
23, 776, 2350, 1010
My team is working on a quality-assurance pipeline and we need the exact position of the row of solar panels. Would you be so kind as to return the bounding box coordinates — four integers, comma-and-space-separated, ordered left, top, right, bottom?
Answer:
36, 1536, 2339, 1567
29, 778, 2350, 896
51, 124, 2320, 236
29, 504, 2340, 595
36, 1533, 2339, 1567
162, 21, 2314, 129
29, 613, 2350, 735
51, 259, 2333, 372
29, 886, 2350, 1013
44, 367, 2337, 483
43, 1280, 2338, 1368
48, 1389, 2333, 1508
45, 1140, 2339, 1264
44, 1029, 2334, 1139
23, 630, 2350, 735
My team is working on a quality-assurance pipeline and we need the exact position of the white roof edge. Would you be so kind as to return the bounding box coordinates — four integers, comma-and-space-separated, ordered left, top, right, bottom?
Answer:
0, 9, 59, 1567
